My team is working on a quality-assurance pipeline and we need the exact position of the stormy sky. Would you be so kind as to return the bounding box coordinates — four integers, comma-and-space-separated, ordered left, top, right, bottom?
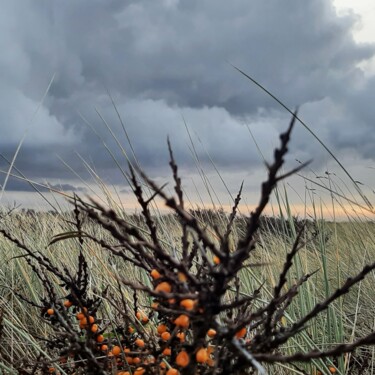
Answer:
1, 0, 375, 216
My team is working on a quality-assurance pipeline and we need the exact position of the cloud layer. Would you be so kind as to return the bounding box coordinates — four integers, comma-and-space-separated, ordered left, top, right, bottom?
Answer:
1, 0, 375, 206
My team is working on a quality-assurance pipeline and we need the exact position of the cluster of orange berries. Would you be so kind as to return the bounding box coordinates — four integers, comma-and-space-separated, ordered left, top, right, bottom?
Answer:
101, 339, 154, 374
45, 300, 107, 372
44, 262, 250, 374
46, 301, 153, 373
155, 323, 217, 369
46, 301, 100, 333
99, 308, 156, 373
148, 267, 249, 373
76, 309, 99, 333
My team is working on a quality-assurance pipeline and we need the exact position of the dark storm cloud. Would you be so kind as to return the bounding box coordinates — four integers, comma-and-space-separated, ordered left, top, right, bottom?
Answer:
1, 0, 375, 194
2, 177, 87, 193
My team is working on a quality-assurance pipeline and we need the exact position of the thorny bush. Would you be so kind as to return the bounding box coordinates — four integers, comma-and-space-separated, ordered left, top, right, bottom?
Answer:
2, 113, 375, 375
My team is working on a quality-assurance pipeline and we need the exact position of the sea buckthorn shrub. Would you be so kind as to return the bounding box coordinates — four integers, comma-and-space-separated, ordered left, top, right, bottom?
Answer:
2, 115, 375, 374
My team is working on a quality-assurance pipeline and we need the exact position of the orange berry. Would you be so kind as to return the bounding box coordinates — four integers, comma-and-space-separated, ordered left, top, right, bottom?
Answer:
180, 299, 196, 310
47, 308, 54, 316
178, 272, 187, 282
176, 332, 185, 342
101, 344, 108, 351
235, 327, 247, 339
88, 316, 95, 324
48, 368, 55, 373
112, 345, 121, 356
135, 338, 145, 348
150, 269, 161, 279
76, 312, 85, 320
167, 369, 179, 375
125, 357, 133, 364
133, 357, 141, 364
196, 348, 208, 363
136, 311, 149, 324
128, 326, 135, 334
151, 302, 159, 309
168, 298, 176, 304
91, 324, 99, 333
329, 367, 337, 374
174, 314, 190, 328
117, 372, 131, 375
64, 300, 73, 308
161, 331, 171, 341
157, 324, 168, 334
134, 367, 145, 375
162, 347, 171, 356
155, 281, 172, 293
207, 329, 216, 337
213, 255, 220, 264
160, 362, 167, 369
96, 334, 105, 343
176, 350, 190, 367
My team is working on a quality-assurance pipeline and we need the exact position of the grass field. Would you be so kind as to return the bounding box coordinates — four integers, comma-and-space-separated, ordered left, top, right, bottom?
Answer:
1, 208, 375, 374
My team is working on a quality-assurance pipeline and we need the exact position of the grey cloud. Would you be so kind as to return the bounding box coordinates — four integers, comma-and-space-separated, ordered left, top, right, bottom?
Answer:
48, 183, 87, 192
1, 0, 375, 196
1, 175, 86, 193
